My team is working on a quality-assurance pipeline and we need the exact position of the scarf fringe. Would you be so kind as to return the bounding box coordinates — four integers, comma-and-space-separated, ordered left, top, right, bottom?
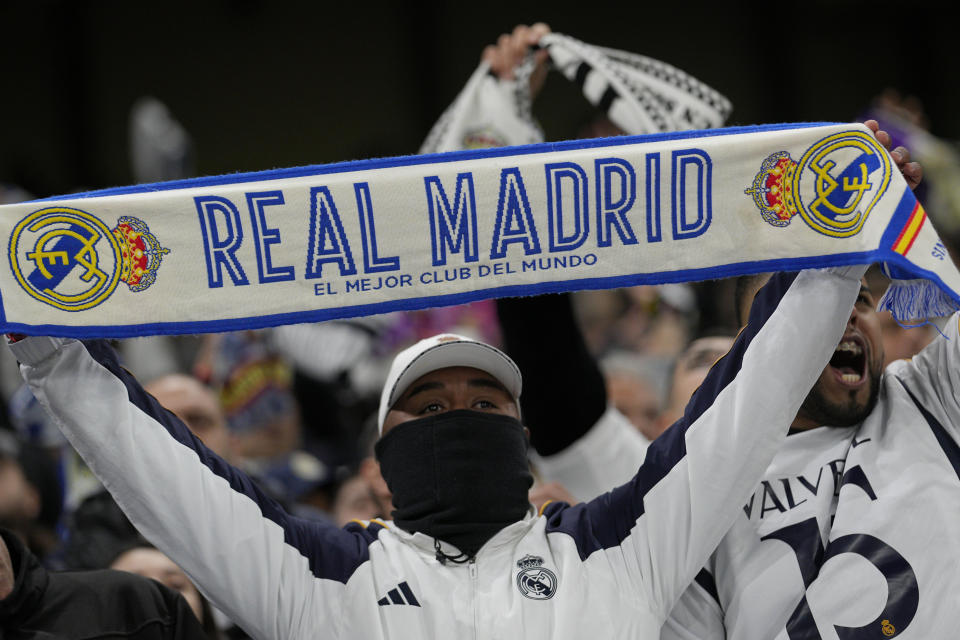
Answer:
877, 277, 960, 324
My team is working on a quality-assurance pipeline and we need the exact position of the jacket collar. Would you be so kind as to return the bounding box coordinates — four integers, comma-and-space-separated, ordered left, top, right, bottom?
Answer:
389, 506, 539, 560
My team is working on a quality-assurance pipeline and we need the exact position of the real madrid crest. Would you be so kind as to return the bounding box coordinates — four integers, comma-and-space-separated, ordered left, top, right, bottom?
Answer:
515, 554, 558, 600
746, 130, 892, 238
9, 206, 170, 311
881, 619, 896, 637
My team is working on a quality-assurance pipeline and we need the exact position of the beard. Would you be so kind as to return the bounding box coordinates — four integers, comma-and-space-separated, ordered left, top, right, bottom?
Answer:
798, 362, 882, 428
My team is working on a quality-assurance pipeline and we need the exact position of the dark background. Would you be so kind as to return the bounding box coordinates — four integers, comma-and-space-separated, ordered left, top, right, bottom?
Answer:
2, 1, 956, 198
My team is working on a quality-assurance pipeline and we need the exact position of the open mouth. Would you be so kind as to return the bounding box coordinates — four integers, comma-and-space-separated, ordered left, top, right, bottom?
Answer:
827, 335, 867, 388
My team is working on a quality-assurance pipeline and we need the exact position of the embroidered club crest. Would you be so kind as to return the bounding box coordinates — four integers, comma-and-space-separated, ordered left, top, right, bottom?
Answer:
515, 554, 558, 600
746, 130, 893, 238
9, 207, 169, 311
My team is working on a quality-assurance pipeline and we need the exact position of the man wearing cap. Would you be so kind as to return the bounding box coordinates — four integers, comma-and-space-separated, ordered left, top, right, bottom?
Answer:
7, 264, 864, 638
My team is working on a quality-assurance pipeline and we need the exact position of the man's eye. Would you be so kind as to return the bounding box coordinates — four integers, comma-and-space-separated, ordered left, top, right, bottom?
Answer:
474, 400, 495, 409
420, 402, 444, 414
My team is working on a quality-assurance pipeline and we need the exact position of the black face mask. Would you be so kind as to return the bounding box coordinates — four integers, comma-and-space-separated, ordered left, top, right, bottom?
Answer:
374, 409, 533, 561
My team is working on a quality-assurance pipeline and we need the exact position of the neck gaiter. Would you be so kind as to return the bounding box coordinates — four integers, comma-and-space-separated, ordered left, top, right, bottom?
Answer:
375, 410, 533, 560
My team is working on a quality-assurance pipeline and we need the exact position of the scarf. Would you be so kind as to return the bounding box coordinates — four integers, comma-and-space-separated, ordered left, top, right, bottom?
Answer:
0, 121, 957, 338
419, 32, 732, 155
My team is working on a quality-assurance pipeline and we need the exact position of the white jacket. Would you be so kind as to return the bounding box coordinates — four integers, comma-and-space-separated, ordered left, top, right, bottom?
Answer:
11, 268, 862, 639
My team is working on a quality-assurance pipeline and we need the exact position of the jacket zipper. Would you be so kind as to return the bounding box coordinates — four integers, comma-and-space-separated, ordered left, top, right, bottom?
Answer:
469, 558, 478, 640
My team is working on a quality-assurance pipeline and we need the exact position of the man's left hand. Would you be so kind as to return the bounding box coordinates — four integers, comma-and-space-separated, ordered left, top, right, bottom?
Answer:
865, 119, 923, 190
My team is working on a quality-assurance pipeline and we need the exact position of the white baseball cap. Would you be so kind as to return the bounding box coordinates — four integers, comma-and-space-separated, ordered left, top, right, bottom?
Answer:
377, 333, 523, 433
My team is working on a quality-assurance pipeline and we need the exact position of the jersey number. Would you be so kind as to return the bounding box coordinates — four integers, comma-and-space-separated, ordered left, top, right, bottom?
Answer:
762, 518, 918, 639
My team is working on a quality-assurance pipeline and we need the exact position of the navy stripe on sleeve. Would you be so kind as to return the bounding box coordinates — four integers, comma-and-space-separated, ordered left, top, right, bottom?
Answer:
544, 272, 800, 559
80, 339, 373, 584
898, 378, 960, 481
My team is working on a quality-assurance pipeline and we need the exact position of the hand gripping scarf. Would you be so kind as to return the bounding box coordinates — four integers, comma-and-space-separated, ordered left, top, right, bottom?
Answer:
419, 33, 732, 155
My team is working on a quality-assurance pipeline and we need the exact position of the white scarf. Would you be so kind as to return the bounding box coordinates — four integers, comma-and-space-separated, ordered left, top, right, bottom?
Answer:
0, 121, 956, 337
420, 33, 732, 154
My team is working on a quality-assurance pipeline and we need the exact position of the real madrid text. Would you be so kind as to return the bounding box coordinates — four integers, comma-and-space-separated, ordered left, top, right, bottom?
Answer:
189, 151, 714, 295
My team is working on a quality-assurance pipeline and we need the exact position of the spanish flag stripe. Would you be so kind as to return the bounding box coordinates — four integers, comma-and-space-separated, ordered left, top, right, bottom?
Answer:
892, 203, 927, 256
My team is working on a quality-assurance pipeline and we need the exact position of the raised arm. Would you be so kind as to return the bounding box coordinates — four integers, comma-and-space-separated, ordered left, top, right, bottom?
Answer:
540, 267, 866, 620
497, 293, 606, 454
8, 337, 373, 640
497, 294, 649, 500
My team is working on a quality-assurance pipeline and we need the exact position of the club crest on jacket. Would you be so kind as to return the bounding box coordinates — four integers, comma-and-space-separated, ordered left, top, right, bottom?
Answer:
515, 554, 558, 600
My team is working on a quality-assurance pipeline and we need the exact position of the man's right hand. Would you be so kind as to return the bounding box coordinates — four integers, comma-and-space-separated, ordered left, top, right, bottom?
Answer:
481, 23, 552, 99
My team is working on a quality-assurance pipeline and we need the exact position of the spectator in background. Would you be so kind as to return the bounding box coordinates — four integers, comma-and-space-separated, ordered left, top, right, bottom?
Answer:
573, 285, 698, 358
204, 332, 301, 464
0, 432, 61, 564
607, 285, 697, 359
61, 490, 142, 571
479, 24, 709, 498
8, 383, 106, 515
197, 332, 341, 515
144, 374, 238, 463
652, 333, 735, 434
111, 542, 222, 639
61, 494, 240, 639
331, 474, 380, 527
269, 321, 384, 477
599, 351, 667, 441
0, 526, 207, 638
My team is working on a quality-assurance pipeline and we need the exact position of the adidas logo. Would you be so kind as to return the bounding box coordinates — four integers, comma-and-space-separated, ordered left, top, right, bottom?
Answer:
377, 581, 421, 607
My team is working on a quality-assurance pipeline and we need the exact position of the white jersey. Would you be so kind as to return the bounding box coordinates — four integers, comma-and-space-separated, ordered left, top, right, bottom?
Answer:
11, 268, 862, 640
665, 311, 960, 640
535, 300, 960, 639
